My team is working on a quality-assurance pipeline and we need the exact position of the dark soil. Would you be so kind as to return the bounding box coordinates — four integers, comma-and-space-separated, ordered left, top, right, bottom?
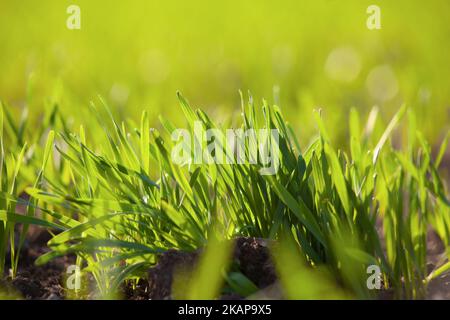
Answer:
1, 231, 448, 300
123, 237, 277, 300
143, 249, 200, 300
234, 238, 277, 288
1, 226, 75, 299
425, 231, 450, 299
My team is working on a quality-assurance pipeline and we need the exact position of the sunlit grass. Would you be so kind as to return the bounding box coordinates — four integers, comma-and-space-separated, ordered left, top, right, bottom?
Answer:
1, 93, 448, 299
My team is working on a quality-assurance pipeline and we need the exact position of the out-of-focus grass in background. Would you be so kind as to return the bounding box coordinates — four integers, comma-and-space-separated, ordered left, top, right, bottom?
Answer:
1, 0, 449, 145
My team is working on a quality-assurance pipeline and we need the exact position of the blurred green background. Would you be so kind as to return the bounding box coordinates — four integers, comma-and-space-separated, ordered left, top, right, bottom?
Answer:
1, 0, 449, 145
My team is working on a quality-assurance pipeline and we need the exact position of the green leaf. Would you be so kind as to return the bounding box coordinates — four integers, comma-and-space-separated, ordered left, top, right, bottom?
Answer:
324, 144, 351, 216
373, 104, 407, 165
225, 272, 259, 297
140, 111, 150, 174
265, 175, 325, 246
0, 210, 65, 230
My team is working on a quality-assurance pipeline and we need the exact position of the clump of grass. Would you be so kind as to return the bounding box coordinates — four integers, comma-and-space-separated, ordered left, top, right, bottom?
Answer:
0, 94, 449, 299
0, 102, 60, 278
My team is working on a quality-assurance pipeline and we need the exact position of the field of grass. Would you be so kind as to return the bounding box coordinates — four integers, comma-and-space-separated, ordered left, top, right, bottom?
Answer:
0, 1, 449, 300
